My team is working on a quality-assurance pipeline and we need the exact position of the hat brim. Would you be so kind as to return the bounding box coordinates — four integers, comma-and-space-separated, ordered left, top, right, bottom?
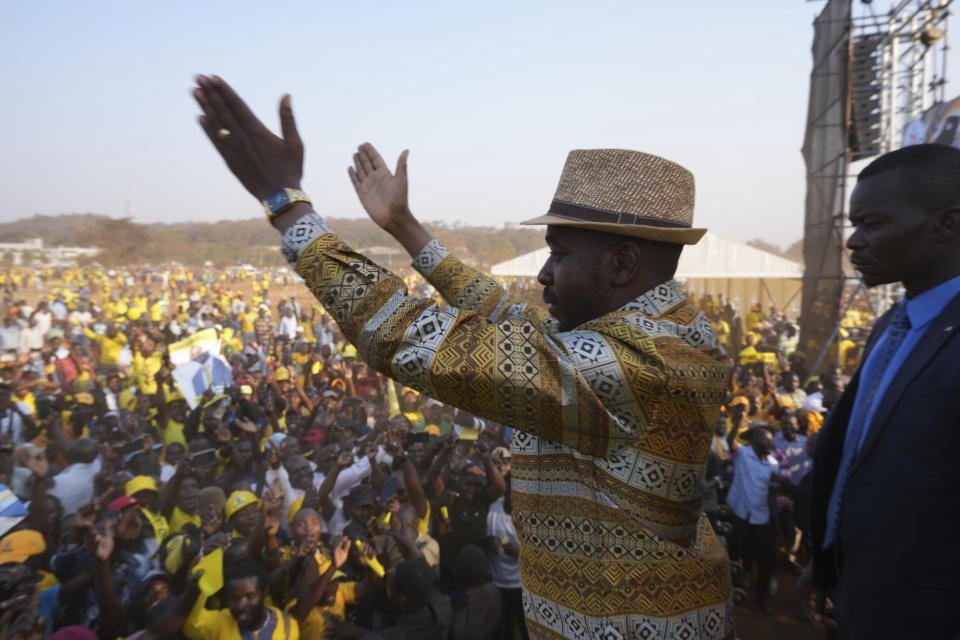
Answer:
521, 214, 706, 245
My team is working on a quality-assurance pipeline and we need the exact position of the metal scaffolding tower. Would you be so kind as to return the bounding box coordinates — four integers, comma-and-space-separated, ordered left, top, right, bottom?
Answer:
800, 0, 953, 372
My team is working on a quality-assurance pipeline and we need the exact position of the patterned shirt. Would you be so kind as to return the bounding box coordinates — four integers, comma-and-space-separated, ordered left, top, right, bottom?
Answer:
281, 214, 733, 640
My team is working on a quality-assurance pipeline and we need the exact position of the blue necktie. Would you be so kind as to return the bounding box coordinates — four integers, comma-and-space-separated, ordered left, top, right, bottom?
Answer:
823, 303, 911, 549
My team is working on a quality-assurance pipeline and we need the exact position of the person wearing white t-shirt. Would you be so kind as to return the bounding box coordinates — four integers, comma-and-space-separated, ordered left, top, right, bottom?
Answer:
32, 304, 53, 336
0, 384, 35, 446
726, 423, 783, 615
277, 307, 298, 341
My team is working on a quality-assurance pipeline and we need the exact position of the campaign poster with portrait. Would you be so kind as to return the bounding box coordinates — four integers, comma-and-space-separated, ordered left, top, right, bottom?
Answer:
168, 328, 232, 408
902, 95, 960, 149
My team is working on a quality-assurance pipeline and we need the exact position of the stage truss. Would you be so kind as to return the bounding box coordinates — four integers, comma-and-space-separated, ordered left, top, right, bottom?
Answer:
800, 0, 953, 374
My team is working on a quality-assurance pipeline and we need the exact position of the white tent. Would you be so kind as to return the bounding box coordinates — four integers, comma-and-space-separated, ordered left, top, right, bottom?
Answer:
490, 231, 804, 314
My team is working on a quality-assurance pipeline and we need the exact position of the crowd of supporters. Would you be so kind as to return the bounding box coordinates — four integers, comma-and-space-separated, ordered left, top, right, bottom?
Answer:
0, 264, 868, 638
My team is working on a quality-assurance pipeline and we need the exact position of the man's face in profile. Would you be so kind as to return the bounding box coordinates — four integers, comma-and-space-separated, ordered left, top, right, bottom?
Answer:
847, 171, 940, 288
538, 226, 613, 332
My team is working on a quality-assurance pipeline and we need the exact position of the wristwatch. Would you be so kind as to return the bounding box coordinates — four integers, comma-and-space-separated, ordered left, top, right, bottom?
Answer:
262, 188, 311, 219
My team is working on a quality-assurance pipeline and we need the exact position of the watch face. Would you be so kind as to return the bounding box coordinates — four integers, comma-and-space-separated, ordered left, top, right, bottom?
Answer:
267, 190, 291, 212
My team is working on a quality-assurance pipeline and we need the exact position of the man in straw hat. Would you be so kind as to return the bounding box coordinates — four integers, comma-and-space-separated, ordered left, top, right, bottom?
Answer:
192, 74, 733, 639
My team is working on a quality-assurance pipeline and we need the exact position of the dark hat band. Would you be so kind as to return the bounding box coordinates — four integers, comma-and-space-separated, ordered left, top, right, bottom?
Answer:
547, 200, 691, 229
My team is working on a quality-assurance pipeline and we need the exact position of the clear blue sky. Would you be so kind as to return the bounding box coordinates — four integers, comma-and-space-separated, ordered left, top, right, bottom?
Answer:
1, 1, 955, 248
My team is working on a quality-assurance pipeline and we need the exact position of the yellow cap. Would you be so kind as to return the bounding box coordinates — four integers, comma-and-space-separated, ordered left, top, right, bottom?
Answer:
225, 490, 261, 521
274, 367, 291, 382
0, 529, 46, 563
75, 392, 95, 405
125, 475, 158, 496
288, 495, 305, 526
342, 344, 357, 359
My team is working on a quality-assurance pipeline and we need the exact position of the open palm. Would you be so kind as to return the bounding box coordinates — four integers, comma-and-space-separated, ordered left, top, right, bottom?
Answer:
348, 143, 410, 232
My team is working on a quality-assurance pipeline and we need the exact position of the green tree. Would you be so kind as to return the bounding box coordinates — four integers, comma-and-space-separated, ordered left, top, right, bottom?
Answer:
78, 217, 149, 267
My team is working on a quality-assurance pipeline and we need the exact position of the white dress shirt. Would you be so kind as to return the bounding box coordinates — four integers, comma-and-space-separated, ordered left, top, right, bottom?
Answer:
727, 445, 779, 525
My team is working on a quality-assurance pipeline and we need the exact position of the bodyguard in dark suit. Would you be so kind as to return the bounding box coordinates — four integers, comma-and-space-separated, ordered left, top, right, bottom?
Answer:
812, 144, 960, 639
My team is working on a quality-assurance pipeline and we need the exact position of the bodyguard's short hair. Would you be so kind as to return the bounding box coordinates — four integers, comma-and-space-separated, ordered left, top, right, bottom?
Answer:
224, 561, 266, 589
389, 559, 433, 610
858, 143, 960, 212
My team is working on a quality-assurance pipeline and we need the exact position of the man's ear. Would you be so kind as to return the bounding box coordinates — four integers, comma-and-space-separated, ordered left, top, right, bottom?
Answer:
608, 241, 643, 287
933, 206, 960, 241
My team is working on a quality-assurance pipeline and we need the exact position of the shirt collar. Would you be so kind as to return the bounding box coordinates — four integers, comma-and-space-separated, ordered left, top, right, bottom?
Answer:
616, 279, 686, 316
903, 272, 960, 330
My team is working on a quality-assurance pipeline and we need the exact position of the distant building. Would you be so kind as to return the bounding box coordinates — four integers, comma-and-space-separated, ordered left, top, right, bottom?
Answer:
0, 238, 100, 266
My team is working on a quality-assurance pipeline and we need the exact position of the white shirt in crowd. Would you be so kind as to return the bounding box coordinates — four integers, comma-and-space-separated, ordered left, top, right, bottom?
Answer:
265, 455, 372, 532
278, 314, 299, 341
727, 445, 779, 525
19, 325, 44, 353
0, 402, 33, 445
68, 310, 92, 336
51, 301, 68, 322
49, 457, 103, 516
0, 324, 21, 352
33, 310, 52, 336
487, 496, 521, 589
802, 391, 826, 414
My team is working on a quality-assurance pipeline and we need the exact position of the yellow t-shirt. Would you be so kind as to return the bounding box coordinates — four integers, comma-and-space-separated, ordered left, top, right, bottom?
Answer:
240, 312, 257, 333
184, 595, 298, 640
287, 581, 357, 640
84, 328, 128, 365
170, 506, 202, 534
159, 419, 187, 448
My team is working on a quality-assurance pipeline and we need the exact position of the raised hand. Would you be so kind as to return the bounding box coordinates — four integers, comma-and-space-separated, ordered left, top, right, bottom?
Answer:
192, 75, 303, 202
262, 491, 283, 536
348, 143, 411, 233
336, 451, 354, 469
332, 535, 351, 569
24, 451, 48, 480
93, 520, 116, 562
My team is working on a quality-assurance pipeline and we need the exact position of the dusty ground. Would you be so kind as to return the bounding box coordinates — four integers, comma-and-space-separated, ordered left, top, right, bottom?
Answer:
734, 567, 822, 640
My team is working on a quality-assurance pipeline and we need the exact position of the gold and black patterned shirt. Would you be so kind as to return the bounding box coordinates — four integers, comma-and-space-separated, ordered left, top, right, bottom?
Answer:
281, 214, 733, 640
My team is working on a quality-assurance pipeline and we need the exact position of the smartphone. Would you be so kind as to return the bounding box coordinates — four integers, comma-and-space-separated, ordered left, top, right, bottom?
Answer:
119, 437, 147, 456
407, 432, 430, 445
190, 448, 219, 468
122, 442, 164, 464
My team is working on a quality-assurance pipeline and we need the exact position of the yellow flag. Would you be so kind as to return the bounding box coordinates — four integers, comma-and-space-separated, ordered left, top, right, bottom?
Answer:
193, 548, 224, 596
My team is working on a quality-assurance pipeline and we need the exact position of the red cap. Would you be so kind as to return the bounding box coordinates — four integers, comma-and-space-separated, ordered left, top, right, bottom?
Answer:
303, 429, 325, 443
107, 496, 139, 512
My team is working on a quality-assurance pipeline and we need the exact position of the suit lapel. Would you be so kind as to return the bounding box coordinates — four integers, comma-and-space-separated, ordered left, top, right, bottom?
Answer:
853, 292, 960, 471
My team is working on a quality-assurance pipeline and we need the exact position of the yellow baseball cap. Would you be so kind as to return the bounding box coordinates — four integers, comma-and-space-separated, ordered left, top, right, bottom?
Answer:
274, 367, 290, 382
0, 529, 46, 564
225, 490, 261, 521
125, 475, 158, 496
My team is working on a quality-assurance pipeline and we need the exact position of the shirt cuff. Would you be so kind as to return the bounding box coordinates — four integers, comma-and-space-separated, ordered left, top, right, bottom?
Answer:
411, 238, 450, 278
280, 212, 335, 266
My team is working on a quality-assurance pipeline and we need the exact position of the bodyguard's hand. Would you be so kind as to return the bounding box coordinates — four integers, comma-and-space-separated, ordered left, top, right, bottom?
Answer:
348, 143, 411, 235
192, 75, 303, 201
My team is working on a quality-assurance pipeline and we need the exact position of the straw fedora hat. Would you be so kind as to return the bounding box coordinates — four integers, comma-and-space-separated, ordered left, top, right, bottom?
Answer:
522, 149, 706, 244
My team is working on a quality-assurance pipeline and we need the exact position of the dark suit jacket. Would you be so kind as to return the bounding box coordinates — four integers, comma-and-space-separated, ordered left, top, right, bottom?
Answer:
812, 291, 960, 639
